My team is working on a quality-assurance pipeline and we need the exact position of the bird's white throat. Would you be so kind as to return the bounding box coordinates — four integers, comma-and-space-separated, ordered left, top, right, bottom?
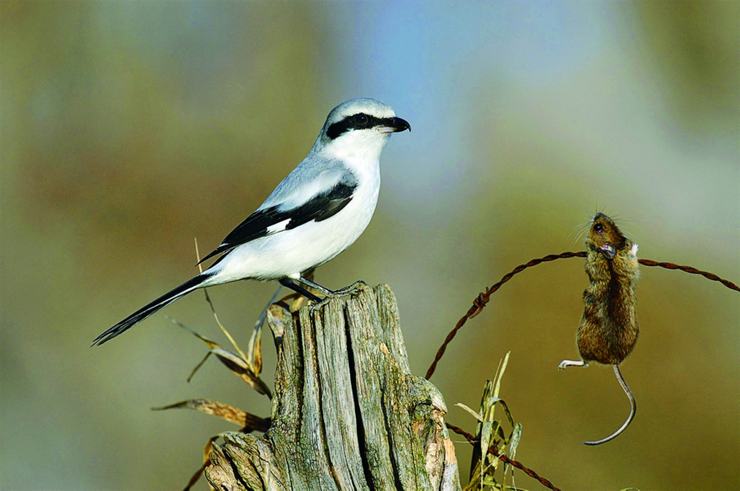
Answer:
322, 129, 391, 163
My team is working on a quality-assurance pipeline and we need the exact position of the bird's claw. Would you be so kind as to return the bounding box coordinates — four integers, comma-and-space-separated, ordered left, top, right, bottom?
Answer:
308, 297, 331, 313
332, 280, 367, 295
306, 281, 367, 313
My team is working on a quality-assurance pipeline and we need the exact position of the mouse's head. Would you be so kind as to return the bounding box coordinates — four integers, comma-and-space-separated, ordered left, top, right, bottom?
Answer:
587, 212, 627, 260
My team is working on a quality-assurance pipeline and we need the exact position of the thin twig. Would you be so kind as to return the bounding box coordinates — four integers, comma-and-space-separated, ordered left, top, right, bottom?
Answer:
254, 286, 283, 331
194, 238, 249, 363
426, 251, 738, 379
446, 421, 560, 491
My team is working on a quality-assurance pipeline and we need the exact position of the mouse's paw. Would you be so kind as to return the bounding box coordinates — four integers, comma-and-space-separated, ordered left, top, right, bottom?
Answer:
558, 359, 587, 370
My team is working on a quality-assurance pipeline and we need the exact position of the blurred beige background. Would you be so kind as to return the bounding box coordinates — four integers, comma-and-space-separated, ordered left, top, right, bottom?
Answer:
1, 1, 738, 489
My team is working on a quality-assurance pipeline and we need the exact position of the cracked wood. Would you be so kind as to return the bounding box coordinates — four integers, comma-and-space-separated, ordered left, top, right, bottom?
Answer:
205, 284, 460, 490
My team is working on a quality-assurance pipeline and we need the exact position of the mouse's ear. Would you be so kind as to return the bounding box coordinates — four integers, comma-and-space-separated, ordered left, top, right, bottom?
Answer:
599, 244, 616, 260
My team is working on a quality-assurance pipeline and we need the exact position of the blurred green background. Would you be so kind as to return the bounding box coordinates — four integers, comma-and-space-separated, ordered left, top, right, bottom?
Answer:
1, 1, 738, 489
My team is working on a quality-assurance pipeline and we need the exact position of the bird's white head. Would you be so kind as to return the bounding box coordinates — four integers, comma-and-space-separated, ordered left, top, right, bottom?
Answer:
312, 98, 410, 161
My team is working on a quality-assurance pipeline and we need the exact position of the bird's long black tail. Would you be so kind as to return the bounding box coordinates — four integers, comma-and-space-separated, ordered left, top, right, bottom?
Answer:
92, 274, 211, 346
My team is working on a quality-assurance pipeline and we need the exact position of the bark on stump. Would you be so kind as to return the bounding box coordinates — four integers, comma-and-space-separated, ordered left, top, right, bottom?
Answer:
205, 284, 460, 490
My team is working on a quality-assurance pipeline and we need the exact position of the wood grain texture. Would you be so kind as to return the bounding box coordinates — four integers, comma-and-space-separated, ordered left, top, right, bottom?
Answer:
205, 284, 460, 490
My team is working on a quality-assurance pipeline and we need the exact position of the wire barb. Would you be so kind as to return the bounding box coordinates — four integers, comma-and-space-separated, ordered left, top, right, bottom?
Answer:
425, 251, 738, 379
446, 422, 561, 491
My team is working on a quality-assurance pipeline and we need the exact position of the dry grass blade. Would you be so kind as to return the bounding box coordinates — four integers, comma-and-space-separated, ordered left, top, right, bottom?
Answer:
186, 351, 211, 383
193, 237, 249, 362
184, 460, 208, 491
492, 352, 510, 399
210, 346, 250, 371
183, 435, 219, 491
455, 403, 483, 422
209, 347, 273, 399
247, 319, 264, 376
167, 315, 272, 398
165, 315, 219, 382
166, 315, 218, 348
448, 422, 559, 491
152, 399, 270, 432
152, 399, 246, 426
506, 423, 523, 488
462, 352, 527, 491
475, 352, 511, 475
247, 284, 285, 375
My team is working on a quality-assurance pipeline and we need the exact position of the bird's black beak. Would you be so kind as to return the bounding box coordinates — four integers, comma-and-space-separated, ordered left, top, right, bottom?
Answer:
387, 117, 411, 133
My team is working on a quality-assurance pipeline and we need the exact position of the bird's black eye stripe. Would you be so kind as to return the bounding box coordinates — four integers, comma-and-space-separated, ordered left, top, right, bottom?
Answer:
326, 113, 388, 139
356, 113, 370, 126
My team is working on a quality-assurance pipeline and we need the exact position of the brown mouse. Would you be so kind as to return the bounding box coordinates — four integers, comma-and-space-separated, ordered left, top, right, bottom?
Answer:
559, 212, 640, 445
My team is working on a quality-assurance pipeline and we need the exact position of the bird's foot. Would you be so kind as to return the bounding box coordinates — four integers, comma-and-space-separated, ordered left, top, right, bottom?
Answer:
306, 281, 368, 313
332, 280, 367, 296
308, 298, 332, 313
558, 359, 588, 370
282, 277, 368, 312
279, 278, 322, 303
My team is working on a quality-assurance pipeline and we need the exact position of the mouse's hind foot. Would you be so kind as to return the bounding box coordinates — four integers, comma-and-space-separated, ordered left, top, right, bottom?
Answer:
558, 359, 589, 370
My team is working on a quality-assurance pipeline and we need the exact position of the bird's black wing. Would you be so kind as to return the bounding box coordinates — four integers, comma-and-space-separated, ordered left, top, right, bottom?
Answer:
199, 175, 358, 264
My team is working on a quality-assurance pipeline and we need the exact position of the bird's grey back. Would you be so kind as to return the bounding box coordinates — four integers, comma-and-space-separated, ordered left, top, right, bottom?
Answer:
259, 155, 356, 211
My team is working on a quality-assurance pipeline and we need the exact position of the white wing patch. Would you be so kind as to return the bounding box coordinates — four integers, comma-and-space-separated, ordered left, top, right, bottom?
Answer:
267, 219, 291, 234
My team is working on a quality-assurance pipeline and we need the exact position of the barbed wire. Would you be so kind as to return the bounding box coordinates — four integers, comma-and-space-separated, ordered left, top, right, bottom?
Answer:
446, 421, 560, 491
426, 251, 738, 379
636, 258, 739, 290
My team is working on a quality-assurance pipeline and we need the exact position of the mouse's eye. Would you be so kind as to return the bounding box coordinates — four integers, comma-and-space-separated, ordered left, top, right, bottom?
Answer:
594, 223, 604, 233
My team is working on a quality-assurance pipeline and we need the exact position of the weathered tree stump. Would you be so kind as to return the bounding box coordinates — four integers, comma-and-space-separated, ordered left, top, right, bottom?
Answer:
205, 284, 460, 490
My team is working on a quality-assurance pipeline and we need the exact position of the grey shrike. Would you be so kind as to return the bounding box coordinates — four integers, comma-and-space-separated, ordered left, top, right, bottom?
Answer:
92, 98, 410, 346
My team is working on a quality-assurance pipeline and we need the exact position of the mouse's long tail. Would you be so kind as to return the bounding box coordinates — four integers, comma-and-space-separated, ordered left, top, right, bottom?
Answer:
584, 364, 637, 446
91, 273, 213, 346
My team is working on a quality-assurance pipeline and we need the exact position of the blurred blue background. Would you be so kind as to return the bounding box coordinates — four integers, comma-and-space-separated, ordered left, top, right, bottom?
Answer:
1, 1, 738, 489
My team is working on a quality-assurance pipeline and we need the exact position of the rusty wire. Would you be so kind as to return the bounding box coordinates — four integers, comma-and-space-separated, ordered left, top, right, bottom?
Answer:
425, 251, 739, 379
446, 421, 560, 491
